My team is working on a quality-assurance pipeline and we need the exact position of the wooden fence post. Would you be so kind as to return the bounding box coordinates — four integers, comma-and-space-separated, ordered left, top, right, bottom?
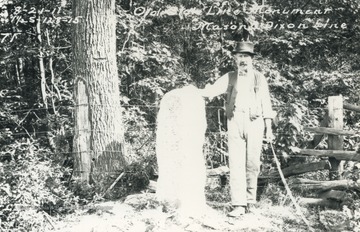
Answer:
328, 96, 344, 180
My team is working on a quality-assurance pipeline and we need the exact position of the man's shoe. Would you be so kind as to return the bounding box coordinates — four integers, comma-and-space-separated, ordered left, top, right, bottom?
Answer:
246, 203, 256, 214
227, 206, 246, 217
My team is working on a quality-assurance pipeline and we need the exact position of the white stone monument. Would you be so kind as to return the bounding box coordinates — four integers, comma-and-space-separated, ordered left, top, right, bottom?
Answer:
156, 85, 207, 216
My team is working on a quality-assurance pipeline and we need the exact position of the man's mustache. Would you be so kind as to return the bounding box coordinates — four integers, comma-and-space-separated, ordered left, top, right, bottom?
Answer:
239, 61, 248, 66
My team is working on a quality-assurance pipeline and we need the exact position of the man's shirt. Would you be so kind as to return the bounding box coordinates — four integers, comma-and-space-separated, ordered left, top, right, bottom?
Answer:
201, 69, 274, 119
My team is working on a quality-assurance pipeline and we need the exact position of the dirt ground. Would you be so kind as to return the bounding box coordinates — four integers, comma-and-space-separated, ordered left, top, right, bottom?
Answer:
52, 193, 316, 232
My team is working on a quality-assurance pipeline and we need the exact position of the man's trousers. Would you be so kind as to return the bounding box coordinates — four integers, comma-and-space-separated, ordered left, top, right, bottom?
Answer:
227, 113, 264, 206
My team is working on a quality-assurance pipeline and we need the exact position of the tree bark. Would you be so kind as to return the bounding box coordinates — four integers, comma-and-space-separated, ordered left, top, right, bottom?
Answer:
72, 0, 126, 188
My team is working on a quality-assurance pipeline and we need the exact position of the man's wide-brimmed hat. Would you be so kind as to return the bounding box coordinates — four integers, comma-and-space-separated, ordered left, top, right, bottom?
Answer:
232, 41, 256, 56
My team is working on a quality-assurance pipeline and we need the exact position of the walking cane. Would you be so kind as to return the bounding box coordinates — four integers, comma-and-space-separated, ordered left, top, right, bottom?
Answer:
267, 141, 313, 231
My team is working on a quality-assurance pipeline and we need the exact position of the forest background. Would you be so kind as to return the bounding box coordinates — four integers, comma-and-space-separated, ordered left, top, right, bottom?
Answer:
0, 0, 360, 231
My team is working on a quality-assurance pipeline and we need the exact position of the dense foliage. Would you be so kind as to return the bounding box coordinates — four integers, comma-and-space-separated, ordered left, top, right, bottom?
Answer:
0, 0, 360, 230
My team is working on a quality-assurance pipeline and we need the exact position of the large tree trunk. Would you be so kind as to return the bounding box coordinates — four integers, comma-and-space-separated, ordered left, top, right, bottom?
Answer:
72, 0, 126, 188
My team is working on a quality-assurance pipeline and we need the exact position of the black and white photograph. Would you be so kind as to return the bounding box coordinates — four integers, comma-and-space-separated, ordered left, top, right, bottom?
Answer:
0, 0, 360, 231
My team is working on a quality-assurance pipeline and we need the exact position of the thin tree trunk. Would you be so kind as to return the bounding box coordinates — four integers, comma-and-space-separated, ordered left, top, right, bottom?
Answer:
37, 13, 47, 109
46, 29, 62, 101
72, 0, 126, 188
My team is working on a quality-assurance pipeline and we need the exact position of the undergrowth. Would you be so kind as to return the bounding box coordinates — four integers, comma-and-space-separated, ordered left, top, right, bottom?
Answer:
0, 139, 79, 232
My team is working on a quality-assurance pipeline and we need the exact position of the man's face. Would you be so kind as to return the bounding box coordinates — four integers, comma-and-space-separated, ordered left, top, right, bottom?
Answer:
234, 53, 252, 76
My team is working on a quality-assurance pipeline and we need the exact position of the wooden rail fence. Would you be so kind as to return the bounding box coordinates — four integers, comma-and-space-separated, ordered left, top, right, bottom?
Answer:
300, 96, 360, 178
207, 95, 360, 208
293, 95, 359, 207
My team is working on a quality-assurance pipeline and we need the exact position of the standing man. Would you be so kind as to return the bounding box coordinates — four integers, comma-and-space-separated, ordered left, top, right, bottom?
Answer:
200, 41, 274, 217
